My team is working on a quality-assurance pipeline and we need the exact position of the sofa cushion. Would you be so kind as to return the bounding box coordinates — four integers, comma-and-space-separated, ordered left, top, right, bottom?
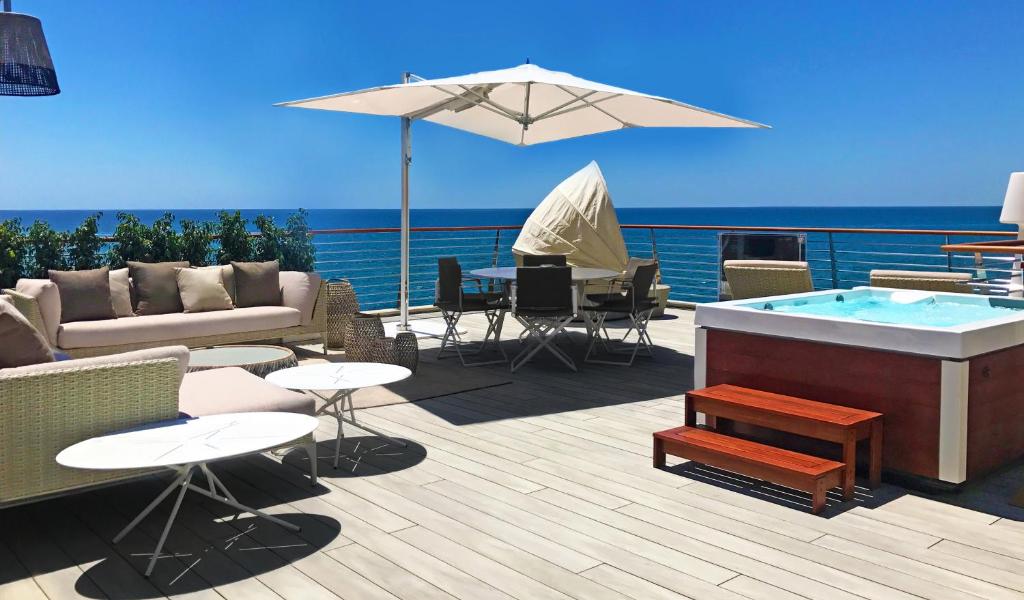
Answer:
109, 268, 135, 317
0, 296, 54, 368
198, 265, 236, 303
232, 260, 281, 308
280, 271, 321, 326
176, 267, 233, 313
129, 261, 190, 315
56, 306, 301, 349
179, 367, 314, 418
13, 279, 61, 346
49, 267, 118, 323
1, 345, 189, 387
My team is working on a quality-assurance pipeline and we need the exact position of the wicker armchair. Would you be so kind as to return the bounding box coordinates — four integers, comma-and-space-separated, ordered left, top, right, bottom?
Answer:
344, 314, 419, 373
0, 357, 182, 506
869, 270, 972, 293
723, 260, 815, 300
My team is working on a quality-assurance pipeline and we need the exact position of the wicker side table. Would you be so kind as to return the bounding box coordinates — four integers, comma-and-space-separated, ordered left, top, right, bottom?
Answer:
325, 279, 361, 349
345, 314, 419, 373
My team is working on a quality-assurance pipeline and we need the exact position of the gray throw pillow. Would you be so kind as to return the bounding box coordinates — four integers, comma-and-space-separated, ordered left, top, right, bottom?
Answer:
175, 267, 234, 313
128, 261, 190, 315
48, 267, 118, 323
0, 295, 54, 367
231, 260, 281, 308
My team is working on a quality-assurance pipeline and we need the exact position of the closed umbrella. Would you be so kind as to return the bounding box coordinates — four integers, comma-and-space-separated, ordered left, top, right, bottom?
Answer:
277, 63, 767, 330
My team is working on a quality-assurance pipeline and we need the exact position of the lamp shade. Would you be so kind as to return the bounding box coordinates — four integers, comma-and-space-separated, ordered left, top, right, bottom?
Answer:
0, 11, 59, 96
1000, 172, 1024, 225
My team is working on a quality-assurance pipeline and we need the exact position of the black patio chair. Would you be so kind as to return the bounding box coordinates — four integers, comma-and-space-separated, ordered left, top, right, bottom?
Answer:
511, 266, 577, 372
583, 262, 659, 366
434, 256, 510, 366
522, 254, 568, 267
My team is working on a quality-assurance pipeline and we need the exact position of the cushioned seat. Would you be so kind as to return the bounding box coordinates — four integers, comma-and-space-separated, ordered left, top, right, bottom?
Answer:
57, 306, 302, 349
178, 367, 314, 418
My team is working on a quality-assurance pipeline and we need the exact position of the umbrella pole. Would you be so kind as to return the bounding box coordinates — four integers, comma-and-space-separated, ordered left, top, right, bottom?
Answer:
399, 72, 412, 330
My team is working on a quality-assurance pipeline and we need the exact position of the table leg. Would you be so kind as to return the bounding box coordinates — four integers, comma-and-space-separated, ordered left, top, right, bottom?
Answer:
869, 420, 883, 489
842, 430, 857, 500
114, 467, 190, 544
145, 467, 193, 577
313, 389, 408, 470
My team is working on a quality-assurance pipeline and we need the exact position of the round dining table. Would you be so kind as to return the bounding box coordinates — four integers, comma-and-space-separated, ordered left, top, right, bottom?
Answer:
469, 266, 619, 282
470, 266, 620, 345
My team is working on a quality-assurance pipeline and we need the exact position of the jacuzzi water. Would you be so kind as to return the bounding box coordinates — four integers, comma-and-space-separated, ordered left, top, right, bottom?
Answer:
752, 290, 1023, 328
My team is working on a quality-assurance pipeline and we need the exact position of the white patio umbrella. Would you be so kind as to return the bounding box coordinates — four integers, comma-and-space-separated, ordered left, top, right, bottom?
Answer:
277, 63, 767, 330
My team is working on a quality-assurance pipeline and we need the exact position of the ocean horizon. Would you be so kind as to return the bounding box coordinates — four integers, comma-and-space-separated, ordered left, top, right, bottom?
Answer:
0, 206, 1015, 234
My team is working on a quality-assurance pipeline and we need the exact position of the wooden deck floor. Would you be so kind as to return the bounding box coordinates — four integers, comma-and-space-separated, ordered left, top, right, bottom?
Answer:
5, 308, 1024, 599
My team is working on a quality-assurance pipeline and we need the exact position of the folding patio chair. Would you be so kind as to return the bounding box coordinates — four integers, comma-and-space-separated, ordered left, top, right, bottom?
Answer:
583, 262, 659, 366
434, 256, 510, 366
510, 266, 578, 373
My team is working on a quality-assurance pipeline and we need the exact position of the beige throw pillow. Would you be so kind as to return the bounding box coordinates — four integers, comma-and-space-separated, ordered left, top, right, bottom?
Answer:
175, 268, 234, 313
0, 295, 54, 368
108, 268, 135, 317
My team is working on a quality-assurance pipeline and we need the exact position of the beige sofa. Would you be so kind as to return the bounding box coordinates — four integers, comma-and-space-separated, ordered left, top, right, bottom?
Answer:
6, 271, 326, 358
0, 346, 318, 507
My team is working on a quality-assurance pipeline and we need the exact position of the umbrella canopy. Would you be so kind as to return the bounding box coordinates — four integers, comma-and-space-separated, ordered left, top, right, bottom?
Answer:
513, 161, 628, 271
278, 63, 767, 145
278, 63, 767, 330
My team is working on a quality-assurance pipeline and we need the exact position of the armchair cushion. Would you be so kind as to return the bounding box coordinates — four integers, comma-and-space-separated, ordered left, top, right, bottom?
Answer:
14, 279, 60, 345
179, 367, 314, 417
0, 296, 54, 368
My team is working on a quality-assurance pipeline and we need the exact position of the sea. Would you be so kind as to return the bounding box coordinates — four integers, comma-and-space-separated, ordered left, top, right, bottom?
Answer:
0, 206, 1013, 234
1, 206, 1013, 308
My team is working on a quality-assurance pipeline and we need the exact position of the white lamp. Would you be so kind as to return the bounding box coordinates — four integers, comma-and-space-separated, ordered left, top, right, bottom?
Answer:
1000, 172, 1024, 238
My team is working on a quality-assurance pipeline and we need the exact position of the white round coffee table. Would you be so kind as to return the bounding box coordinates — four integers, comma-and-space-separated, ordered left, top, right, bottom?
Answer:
57, 412, 318, 577
187, 345, 297, 377
267, 363, 412, 468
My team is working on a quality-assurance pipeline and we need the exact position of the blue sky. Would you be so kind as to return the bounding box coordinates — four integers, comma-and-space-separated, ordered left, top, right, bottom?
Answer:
2, 1, 1023, 209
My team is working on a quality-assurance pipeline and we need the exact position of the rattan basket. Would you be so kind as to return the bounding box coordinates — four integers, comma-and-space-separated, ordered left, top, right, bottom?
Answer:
344, 314, 419, 373
325, 279, 360, 349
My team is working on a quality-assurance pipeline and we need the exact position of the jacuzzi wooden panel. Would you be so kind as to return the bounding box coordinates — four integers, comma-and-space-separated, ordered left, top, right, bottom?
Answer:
705, 329, 942, 478
967, 344, 1024, 478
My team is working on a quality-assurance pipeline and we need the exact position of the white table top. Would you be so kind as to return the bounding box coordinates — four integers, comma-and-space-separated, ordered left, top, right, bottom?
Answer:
470, 266, 619, 281
56, 412, 318, 471
266, 362, 412, 392
188, 345, 294, 368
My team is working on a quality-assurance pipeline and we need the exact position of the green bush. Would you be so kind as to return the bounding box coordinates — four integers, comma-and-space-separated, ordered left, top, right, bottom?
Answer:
108, 212, 152, 267
179, 219, 214, 266
0, 219, 25, 288
252, 214, 284, 263
216, 211, 251, 264
24, 220, 67, 277
149, 212, 181, 262
282, 209, 316, 272
66, 213, 104, 270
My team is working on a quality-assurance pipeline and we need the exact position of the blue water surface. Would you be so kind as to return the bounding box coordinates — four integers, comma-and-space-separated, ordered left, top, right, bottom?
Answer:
771, 295, 1021, 327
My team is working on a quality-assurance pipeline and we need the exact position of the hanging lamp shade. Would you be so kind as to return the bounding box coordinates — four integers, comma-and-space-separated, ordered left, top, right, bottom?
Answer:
0, 10, 59, 96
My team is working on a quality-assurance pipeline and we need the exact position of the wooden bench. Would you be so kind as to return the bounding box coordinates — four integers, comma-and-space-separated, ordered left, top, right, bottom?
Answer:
654, 426, 845, 514
685, 384, 883, 499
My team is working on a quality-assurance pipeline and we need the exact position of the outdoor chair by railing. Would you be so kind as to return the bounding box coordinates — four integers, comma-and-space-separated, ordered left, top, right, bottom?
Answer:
434, 256, 509, 367
510, 266, 577, 373
723, 260, 815, 300
584, 262, 659, 366
869, 269, 973, 293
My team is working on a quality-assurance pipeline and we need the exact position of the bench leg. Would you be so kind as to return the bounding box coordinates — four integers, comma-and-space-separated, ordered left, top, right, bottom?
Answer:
653, 437, 666, 468
812, 479, 828, 514
869, 420, 883, 489
842, 430, 857, 500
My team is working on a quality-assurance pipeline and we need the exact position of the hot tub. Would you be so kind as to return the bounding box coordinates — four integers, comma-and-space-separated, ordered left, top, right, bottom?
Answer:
694, 287, 1024, 487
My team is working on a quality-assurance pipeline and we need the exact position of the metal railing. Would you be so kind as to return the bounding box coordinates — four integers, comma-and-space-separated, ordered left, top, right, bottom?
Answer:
308, 224, 1019, 310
